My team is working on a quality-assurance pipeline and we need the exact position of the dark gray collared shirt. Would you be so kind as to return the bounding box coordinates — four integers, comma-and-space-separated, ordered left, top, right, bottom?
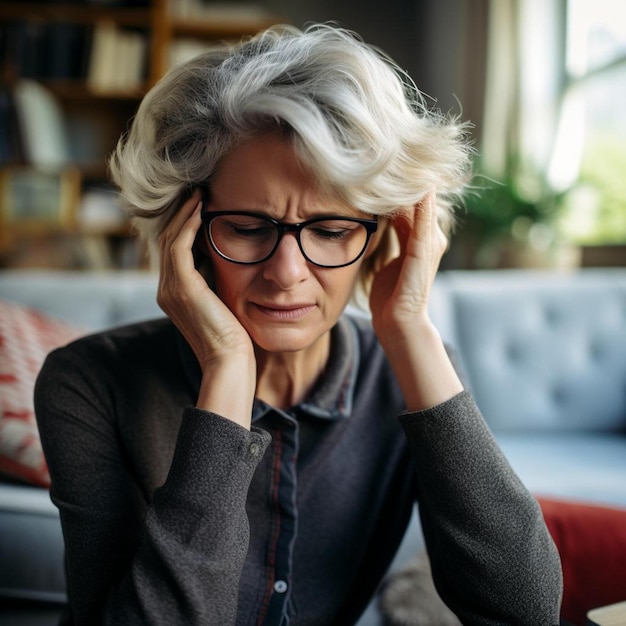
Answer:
35, 315, 562, 625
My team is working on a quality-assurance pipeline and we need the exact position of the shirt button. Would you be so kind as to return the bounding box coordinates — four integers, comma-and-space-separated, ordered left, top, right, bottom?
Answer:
249, 442, 260, 456
273, 580, 288, 594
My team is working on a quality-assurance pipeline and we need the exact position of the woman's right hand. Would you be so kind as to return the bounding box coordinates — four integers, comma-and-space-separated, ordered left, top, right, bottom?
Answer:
157, 190, 256, 428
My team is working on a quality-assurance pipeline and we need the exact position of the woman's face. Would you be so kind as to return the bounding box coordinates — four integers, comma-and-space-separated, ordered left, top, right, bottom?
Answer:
203, 133, 372, 354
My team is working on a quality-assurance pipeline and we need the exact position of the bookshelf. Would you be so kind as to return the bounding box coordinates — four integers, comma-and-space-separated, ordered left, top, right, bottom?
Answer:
0, 0, 282, 269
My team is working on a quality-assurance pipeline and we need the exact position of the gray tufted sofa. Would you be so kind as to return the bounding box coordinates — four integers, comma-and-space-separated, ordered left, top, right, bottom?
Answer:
1, 267, 625, 625
431, 268, 626, 507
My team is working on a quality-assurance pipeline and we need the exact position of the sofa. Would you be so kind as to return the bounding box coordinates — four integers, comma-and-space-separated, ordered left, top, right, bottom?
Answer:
1, 267, 625, 625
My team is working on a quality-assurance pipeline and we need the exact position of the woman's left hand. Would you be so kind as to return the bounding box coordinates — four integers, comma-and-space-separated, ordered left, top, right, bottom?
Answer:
369, 192, 463, 411
369, 192, 447, 346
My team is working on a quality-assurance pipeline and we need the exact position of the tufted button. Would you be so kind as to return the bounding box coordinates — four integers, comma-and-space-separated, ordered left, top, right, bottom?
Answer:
249, 442, 260, 457
544, 306, 562, 326
274, 580, 288, 593
590, 339, 607, 361
550, 385, 567, 406
505, 341, 524, 363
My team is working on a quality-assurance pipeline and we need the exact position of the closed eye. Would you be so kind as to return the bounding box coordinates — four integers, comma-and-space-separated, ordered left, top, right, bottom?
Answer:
307, 220, 362, 241
309, 227, 351, 240
231, 224, 274, 237
221, 217, 275, 239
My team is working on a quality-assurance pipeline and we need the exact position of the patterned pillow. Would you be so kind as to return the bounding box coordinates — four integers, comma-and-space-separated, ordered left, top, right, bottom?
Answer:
0, 300, 84, 487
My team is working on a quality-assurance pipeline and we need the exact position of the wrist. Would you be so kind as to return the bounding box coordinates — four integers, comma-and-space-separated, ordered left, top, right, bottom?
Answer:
196, 356, 256, 430
376, 311, 436, 354
379, 317, 463, 412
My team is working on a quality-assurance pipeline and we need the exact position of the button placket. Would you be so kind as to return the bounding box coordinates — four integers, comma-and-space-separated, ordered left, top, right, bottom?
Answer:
273, 579, 288, 593
258, 412, 299, 624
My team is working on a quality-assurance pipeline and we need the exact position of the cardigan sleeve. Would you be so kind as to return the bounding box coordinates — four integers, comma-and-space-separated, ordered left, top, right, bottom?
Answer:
400, 391, 563, 626
35, 345, 271, 626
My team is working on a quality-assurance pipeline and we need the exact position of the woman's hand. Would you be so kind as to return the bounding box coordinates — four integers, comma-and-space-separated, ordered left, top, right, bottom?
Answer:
369, 192, 445, 341
369, 192, 463, 411
157, 190, 256, 428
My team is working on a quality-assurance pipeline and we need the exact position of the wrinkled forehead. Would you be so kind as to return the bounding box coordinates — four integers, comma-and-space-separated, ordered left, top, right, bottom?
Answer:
206, 133, 367, 220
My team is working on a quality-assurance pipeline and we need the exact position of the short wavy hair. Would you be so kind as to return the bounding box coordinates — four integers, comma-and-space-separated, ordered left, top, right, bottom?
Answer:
109, 23, 472, 303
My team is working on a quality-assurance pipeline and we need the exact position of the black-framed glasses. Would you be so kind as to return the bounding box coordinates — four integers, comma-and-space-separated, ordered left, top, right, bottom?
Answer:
200, 210, 378, 268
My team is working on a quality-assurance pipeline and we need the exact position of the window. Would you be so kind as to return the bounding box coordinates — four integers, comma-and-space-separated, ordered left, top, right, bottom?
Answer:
552, 0, 626, 245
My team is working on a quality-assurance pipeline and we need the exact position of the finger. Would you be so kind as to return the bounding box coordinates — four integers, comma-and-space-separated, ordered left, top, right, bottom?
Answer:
390, 207, 415, 252
172, 199, 203, 260
418, 193, 448, 262
160, 198, 203, 274
436, 222, 449, 254
159, 189, 203, 247
391, 191, 435, 253
416, 191, 437, 237
158, 191, 204, 300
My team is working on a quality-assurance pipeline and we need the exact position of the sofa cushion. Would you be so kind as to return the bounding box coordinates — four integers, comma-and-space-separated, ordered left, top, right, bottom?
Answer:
371, 497, 626, 626
0, 483, 66, 604
496, 432, 626, 508
0, 269, 162, 331
441, 270, 626, 432
0, 300, 83, 487
538, 497, 626, 626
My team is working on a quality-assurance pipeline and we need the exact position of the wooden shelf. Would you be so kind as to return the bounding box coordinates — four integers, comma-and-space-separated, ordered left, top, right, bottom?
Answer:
0, 3, 152, 26
0, 0, 282, 270
43, 80, 147, 101
170, 17, 282, 39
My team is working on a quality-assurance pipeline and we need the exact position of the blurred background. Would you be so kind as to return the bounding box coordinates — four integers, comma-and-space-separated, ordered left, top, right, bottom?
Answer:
0, 0, 624, 272
1, 7, 625, 623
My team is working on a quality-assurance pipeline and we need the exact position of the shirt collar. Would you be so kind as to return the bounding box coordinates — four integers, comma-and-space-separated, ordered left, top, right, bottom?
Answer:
175, 315, 359, 423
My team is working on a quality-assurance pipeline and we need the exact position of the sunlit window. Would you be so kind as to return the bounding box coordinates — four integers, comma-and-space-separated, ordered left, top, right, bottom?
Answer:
553, 0, 626, 245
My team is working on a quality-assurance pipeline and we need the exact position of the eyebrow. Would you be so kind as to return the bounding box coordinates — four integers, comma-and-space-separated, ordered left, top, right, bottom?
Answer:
201, 185, 366, 220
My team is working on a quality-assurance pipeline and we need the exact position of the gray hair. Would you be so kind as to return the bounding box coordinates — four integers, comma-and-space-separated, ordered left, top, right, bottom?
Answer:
109, 23, 472, 294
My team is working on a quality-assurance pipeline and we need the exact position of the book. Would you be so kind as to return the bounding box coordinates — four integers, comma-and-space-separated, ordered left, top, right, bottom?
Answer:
117, 29, 147, 89
13, 20, 48, 80
12, 80, 70, 168
87, 21, 146, 92
86, 20, 118, 91
46, 21, 91, 80
0, 86, 25, 165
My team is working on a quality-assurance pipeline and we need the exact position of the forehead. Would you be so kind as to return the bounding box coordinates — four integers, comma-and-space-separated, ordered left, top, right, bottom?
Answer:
209, 133, 362, 218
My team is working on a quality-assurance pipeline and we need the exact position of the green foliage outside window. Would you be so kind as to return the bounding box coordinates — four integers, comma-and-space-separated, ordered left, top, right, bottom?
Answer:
456, 162, 565, 268
556, 136, 626, 245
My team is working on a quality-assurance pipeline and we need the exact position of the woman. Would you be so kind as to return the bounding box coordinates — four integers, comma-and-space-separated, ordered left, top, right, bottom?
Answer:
35, 23, 562, 625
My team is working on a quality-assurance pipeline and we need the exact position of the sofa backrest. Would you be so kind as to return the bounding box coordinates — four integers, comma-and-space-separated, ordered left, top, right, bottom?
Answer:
436, 269, 626, 433
0, 269, 162, 331
1, 267, 625, 434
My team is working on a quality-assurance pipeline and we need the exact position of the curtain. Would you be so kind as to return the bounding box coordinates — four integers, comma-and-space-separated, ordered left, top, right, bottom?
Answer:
481, 0, 567, 184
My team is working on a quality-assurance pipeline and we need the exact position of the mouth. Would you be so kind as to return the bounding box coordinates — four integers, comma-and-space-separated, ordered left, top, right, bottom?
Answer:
252, 303, 316, 320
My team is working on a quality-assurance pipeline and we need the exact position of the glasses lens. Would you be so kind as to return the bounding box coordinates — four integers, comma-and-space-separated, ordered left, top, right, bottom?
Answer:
209, 214, 279, 263
301, 219, 369, 266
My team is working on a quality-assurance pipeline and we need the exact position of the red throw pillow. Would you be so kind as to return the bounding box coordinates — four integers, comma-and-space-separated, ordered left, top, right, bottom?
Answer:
538, 496, 626, 626
0, 300, 84, 487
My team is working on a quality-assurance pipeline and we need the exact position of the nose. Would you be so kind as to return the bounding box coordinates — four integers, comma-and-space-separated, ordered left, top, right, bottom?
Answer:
261, 232, 310, 288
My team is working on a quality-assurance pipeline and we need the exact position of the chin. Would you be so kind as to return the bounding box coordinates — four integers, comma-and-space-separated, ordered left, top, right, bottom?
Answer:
248, 325, 324, 354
